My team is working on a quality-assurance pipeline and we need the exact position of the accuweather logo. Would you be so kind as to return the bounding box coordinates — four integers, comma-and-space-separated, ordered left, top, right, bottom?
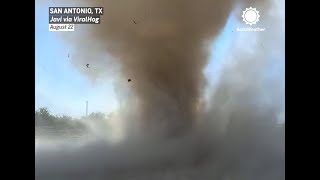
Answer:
242, 7, 260, 25
237, 7, 265, 32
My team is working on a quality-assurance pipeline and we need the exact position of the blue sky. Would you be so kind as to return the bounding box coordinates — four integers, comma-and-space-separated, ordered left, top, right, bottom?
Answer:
36, 5, 118, 117
35, 3, 284, 118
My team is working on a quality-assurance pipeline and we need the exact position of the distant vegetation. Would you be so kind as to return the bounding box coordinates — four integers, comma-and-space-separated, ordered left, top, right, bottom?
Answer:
35, 107, 111, 137
35, 107, 284, 138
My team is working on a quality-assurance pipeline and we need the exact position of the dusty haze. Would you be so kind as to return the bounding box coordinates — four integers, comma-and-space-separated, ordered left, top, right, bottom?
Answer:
35, 0, 285, 179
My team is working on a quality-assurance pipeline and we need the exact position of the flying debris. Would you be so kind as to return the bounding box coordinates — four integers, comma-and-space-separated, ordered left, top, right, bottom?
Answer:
86, 64, 90, 68
68, 54, 69, 58
128, 79, 131, 82
133, 20, 138, 24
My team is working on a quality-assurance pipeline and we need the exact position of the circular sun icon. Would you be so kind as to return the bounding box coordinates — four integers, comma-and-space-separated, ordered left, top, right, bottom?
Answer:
242, 7, 260, 26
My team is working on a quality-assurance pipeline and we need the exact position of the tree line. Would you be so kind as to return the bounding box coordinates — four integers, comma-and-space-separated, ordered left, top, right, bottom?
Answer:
35, 107, 111, 136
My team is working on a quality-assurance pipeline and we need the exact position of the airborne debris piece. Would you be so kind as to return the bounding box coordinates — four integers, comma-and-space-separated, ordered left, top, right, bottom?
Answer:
128, 79, 131, 82
133, 20, 138, 24
86, 64, 90, 68
68, 54, 69, 58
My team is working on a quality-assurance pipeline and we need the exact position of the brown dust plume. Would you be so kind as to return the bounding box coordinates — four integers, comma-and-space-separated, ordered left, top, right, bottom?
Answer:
65, 0, 266, 136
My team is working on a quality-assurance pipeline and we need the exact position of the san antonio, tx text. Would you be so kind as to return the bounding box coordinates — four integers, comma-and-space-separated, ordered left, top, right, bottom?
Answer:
49, 7, 103, 15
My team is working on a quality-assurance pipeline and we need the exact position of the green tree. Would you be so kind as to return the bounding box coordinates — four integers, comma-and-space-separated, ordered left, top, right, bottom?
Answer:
35, 107, 55, 126
88, 112, 105, 120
